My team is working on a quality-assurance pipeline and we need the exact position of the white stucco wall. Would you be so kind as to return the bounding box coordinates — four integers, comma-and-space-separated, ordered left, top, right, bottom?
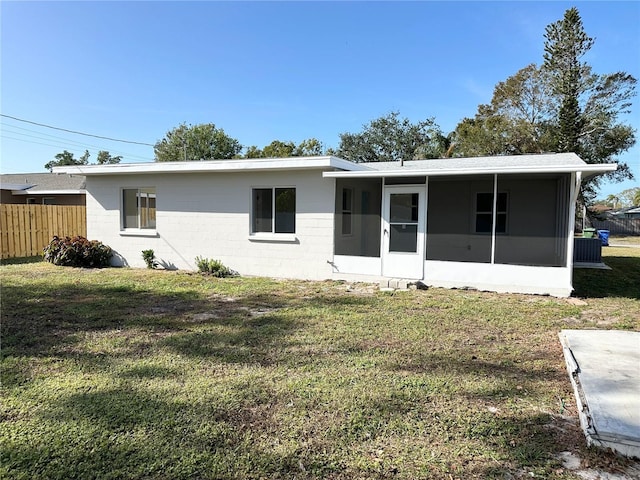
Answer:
85, 170, 336, 279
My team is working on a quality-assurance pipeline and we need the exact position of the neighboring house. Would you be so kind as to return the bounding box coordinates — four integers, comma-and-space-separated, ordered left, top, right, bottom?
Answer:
588, 204, 613, 216
625, 207, 640, 218
54, 153, 615, 297
0, 173, 86, 205
606, 206, 640, 219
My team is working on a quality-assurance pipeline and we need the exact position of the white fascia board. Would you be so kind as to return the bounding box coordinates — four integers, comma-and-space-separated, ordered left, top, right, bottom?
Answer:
323, 163, 618, 178
12, 189, 86, 195
580, 163, 619, 179
53, 156, 366, 176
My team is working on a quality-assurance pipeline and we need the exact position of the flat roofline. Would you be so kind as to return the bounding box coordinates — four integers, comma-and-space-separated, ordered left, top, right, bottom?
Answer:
12, 189, 86, 195
53, 156, 368, 176
323, 163, 618, 178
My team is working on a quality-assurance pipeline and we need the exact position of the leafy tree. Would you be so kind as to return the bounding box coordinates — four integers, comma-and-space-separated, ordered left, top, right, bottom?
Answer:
335, 111, 445, 163
243, 138, 325, 158
295, 138, 324, 156
618, 187, 640, 207
154, 123, 242, 162
605, 194, 621, 209
45, 149, 90, 171
455, 65, 557, 157
261, 140, 296, 158
45, 149, 126, 170
596, 187, 640, 208
454, 7, 636, 201
244, 145, 264, 159
96, 150, 122, 165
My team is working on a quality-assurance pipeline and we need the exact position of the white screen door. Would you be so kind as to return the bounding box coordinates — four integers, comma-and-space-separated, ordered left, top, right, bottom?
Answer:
382, 186, 425, 279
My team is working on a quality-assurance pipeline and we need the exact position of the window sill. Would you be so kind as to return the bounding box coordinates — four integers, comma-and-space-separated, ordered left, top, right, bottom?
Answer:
120, 229, 158, 237
248, 233, 298, 243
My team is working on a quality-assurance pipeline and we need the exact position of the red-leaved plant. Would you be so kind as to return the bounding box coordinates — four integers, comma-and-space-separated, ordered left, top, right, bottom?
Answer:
43, 236, 113, 267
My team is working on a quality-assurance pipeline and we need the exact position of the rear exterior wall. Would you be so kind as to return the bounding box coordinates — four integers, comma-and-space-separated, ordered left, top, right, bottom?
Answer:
85, 170, 336, 279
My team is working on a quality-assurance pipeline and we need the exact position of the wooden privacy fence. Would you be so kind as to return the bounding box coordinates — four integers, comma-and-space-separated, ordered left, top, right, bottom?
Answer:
588, 218, 640, 236
0, 204, 87, 259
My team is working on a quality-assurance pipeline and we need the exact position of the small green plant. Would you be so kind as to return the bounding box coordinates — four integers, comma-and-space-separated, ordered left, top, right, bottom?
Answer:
43, 235, 112, 267
194, 256, 235, 277
142, 249, 158, 269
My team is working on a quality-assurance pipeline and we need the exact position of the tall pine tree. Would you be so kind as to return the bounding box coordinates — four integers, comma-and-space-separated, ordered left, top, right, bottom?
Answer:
542, 7, 593, 155
455, 7, 636, 201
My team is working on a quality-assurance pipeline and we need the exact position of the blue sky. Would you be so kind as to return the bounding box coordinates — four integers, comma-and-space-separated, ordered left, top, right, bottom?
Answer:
1, 1, 638, 198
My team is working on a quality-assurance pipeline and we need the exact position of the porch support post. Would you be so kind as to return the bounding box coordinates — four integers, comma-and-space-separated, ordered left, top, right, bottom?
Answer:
566, 172, 581, 269
490, 173, 498, 264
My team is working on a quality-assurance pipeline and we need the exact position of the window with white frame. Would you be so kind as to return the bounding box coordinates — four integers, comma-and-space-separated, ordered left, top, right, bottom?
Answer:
341, 188, 353, 235
122, 188, 156, 229
475, 192, 507, 234
252, 187, 296, 234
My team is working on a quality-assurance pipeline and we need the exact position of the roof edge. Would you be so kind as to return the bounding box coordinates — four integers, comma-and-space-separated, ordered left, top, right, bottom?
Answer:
53, 156, 367, 176
323, 163, 618, 178
11, 189, 86, 195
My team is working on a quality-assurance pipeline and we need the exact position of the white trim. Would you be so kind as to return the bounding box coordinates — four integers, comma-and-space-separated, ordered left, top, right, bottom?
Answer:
119, 229, 159, 237
382, 185, 426, 279
566, 172, 581, 270
323, 163, 617, 178
248, 233, 298, 243
53, 156, 367, 176
11, 189, 86, 195
491, 174, 497, 264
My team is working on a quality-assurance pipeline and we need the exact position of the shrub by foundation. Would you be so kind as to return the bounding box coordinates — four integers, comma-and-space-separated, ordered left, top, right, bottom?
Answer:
43, 235, 113, 268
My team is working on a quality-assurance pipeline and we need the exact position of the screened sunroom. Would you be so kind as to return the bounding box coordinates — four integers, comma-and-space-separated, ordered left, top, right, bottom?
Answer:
325, 153, 616, 296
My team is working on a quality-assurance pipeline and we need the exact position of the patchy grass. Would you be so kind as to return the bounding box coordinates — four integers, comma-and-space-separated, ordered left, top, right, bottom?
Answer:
1, 250, 638, 480
607, 235, 640, 247
0, 255, 43, 266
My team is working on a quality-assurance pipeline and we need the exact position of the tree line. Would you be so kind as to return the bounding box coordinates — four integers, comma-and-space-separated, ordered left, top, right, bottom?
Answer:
46, 8, 635, 202
596, 187, 640, 209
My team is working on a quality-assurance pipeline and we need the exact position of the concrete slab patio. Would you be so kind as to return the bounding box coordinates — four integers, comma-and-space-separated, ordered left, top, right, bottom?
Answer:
559, 330, 640, 458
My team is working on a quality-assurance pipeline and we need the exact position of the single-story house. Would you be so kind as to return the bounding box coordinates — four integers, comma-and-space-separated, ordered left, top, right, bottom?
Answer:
54, 153, 615, 297
606, 206, 640, 219
0, 173, 86, 205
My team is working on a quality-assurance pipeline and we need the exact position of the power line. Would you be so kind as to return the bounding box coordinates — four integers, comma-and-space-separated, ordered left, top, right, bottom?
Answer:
0, 124, 154, 161
1, 133, 154, 162
0, 114, 155, 147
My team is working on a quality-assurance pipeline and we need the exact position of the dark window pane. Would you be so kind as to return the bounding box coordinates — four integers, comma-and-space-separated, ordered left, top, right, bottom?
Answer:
275, 188, 295, 233
496, 213, 507, 233
497, 193, 508, 212
390, 224, 417, 252
390, 193, 418, 223
476, 213, 492, 233
342, 188, 352, 211
123, 189, 138, 228
253, 188, 273, 232
477, 193, 493, 212
342, 213, 352, 235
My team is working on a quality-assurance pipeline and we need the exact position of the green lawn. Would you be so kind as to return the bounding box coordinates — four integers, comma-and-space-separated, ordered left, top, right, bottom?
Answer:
1, 248, 638, 479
